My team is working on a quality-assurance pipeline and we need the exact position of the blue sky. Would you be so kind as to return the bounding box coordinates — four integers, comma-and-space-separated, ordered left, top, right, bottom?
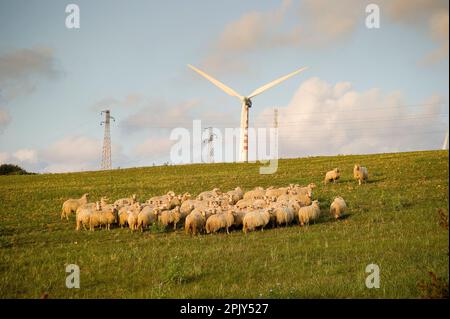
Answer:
0, 0, 448, 172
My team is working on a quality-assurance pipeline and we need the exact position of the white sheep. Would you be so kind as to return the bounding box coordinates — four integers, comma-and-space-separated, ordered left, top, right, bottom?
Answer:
274, 206, 295, 227
205, 211, 235, 234
137, 205, 158, 232
290, 183, 317, 198
75, 201, 100, 231
288, 193, 312, 207
330, 196, 347, 219
126, 203, 141, 231
235, 198, 255, 210
231, 211, 247, 228
196, 188, 222, 201
88, 203, 118, 231
324, 168, 340, 184
185, 210, 206, 235
252, 198, 268, 209
243, 188, 266, 200
114, 194, 137, 207
226, 187, 243, 204
353, 164, 369, 185
265, 187, 289, 198
242, 208, 272, 233
147, 191, 175, 207
158, 206, 182, 230
298, 200, 321, 226
61, 193, 89, 220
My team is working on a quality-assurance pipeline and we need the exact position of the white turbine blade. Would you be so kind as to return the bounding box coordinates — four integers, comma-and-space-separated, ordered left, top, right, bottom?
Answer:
248, 67, 308, 99
188, 64, 243, 100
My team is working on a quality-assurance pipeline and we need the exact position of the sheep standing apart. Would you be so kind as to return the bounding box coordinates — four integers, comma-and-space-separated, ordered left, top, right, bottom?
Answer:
242, 209, 272, 233
205, 211, 235, 234
61, 193, 89, 220
324, 168, 340, 184
353, 164, 369, 185
158, 207, 182, 230
298, 200, 321, 226
185, 210, 206, 235
330, 196, 347, 219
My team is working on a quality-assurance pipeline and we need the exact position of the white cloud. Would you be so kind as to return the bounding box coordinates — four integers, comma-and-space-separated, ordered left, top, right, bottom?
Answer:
0, 152, 10, 164
255, 77, 447, 157
37, 136, 101, 173
202, 0, 448, 73
13, 149, 38, 163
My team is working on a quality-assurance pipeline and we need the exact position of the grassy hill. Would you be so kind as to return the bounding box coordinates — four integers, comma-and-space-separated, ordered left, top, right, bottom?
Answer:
0, 150, 448, 298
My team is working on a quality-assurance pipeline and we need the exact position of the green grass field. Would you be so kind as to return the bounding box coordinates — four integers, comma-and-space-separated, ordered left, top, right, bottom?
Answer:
0, 150, 448, 298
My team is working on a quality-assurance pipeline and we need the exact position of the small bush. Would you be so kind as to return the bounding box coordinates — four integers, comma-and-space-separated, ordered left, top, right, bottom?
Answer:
0, 164, 33, 175
163, 256, 187, 285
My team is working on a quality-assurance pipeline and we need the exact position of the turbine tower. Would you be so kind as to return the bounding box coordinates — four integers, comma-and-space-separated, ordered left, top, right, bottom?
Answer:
100, 110, 115, 170
443, 130, 449, 150
188, 64, 307, 162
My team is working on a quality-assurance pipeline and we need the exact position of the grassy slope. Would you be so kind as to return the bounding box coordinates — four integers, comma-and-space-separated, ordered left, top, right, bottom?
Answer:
0, 150, 448, 298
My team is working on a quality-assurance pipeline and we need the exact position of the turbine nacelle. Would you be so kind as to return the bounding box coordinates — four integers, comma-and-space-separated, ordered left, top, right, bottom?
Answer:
243, 97, 252, 108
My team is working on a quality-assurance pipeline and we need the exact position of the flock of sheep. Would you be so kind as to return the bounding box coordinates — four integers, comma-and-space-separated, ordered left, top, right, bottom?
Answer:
60, 164, 369, 235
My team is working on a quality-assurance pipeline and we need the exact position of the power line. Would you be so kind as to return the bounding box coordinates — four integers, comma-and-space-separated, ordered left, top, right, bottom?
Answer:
256, 102, 448, 117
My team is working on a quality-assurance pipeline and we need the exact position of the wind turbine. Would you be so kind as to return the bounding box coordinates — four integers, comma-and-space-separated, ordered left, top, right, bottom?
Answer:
443, 130, 449, 150
188, 64, 307, 162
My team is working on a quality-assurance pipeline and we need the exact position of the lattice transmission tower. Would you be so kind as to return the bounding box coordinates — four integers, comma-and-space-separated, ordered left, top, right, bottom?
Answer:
203, 127, 217, 163
100, 110, 115, 170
